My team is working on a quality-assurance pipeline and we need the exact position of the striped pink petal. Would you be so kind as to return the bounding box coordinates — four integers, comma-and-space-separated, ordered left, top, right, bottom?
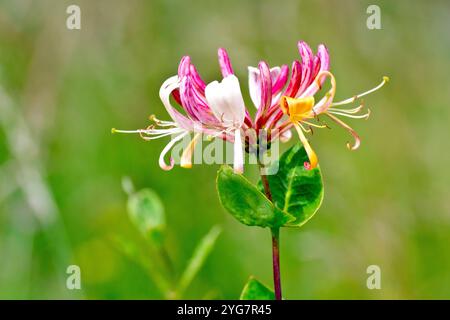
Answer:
218, 48, 234, 77
272, 64, 289, 95
296, 41, 314, 97
284, 60, 302, 97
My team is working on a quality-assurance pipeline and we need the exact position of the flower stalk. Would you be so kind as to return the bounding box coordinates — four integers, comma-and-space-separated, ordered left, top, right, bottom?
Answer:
259, 163, 281, 300
271, 227, 282, 300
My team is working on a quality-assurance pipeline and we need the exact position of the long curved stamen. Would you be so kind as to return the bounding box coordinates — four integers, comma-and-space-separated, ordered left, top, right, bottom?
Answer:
140, 132, 182, 141
180, 133, 202, 168
297, 122, 312, 133
111, 128, 141, 134
293, 123, 318, 169
325, 112, 361, 150
159, 132, 189, 170
328, 104, 365, 114
301, 120, 328, 129
112, 127, 185, 141
139, 127, 184, 135
328, 109, 371, 119
331, 76, 389, 107
233, 128, 244, 174
149, 115, 178, 127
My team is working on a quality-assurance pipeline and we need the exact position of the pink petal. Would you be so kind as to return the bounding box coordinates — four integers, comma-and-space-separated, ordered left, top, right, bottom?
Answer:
317, 44, 330, 72
296, 41, 314, 97
258, 61, 272, 112
180, 76, 200, 121
284, 60, 301, 97
178, 56, 191, 78
218, 48, 234, 77
189, 64, 206, 91
272, 64, 289, 95
316, 44, 330, 86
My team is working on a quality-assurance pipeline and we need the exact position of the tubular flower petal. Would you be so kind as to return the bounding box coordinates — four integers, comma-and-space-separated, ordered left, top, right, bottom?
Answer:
159, 132, 189, 171
296, 41, 315, 96
257, 61, 272, 116
280, 96, 315, 121
180, 132, 202, 168
293, 123, 318, 169
218, 48, 234, 77
205, 75, 246, 128
284, 60, 302, 98
248, 65, 284, 109
272, 65, 289, 96
159, 76, 195, 130
233, 128, 244, 174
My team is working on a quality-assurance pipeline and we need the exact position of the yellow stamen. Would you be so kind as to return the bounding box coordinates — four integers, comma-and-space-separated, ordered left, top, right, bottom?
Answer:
329, 108, 371, 119
331, 76, 389, 107
328, 104, 365, 114
301, 120, 328, 129
293, 123, 318, 169
180, 133, 202, 168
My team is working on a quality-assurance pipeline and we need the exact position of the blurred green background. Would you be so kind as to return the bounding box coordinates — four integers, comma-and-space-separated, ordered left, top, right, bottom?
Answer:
1, 0, 449, 299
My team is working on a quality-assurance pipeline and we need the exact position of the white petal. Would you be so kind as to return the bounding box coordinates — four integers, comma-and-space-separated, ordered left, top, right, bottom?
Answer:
158, 132, 188, 170
233, 128, 244, 174
248, 66, 281, 108
159, 76, 193, 130
248, 66, 261, 108
205, 75, 245, 128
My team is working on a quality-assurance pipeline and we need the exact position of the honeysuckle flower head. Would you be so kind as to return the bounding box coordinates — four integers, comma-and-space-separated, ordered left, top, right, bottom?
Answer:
267, 41, 388, 169
113, 40, 388, 174
113, 48, 249, 173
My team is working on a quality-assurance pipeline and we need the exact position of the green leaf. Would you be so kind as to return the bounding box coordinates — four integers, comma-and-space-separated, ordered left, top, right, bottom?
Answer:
240, 277, 275, 300
177, 226, 222, 297
260, 143, 324, 227
217, 165, 294, 228
127, 189, 165, 244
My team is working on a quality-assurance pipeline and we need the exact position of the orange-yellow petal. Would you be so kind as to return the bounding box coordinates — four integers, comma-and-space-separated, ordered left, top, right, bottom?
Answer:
280, 96, 315, 122
293, 123, 318, 169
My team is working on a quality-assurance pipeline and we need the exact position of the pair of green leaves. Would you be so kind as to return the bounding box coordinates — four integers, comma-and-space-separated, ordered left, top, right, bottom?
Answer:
217, 143, 324, 229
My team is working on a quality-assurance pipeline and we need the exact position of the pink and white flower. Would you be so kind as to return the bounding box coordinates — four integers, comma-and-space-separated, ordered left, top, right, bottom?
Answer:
113, 48, 250, 173
113, 40, 388, 172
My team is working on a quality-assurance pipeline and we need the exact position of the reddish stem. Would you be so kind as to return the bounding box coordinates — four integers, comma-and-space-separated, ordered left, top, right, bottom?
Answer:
259, 167, 282, 300
271, 227, 282, 300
